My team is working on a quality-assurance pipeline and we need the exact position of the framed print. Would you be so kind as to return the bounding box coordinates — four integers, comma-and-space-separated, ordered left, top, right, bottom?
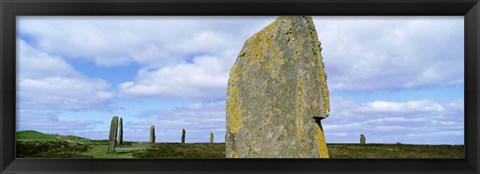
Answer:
1, 0, 479, 173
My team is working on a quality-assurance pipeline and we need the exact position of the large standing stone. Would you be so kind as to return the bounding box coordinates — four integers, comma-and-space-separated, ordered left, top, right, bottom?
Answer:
226, 16, 330, 158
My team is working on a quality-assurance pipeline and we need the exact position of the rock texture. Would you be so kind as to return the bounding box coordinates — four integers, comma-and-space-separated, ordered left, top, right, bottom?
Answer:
226, 16, 330, 158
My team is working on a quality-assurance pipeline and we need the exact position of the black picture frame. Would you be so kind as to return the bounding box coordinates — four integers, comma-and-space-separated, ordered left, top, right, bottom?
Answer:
1, 0, 479, 173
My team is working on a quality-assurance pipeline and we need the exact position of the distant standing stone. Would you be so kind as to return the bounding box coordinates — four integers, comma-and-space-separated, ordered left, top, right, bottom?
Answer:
226, 16, 330, 158
210, 132, 214, 144
108, 116, 119, 152
150, 125, 155, 143
360, 134, 366, 144
182, 129, 186, 144
118, 117, 123, 145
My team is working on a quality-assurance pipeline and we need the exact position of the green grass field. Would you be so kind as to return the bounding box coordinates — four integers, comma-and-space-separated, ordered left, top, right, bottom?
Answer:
16, 130, 464, 159
327, 143, 464, 158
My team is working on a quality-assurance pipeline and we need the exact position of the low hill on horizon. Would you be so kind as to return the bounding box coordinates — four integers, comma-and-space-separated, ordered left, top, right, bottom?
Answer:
16, 130, 91, 143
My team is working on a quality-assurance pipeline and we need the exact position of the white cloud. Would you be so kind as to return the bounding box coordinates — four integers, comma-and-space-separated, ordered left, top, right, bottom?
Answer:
17, 39, 114, 110
19, 77, 113, 110
17, 39, 78, 78
118, 55, 229, 100
18, 16, 275, 67
364, 100, 446, 113
323, 96, 464, 144
18, 16, 277, 101
19, 16, 464, 100
314, 16, 464, 92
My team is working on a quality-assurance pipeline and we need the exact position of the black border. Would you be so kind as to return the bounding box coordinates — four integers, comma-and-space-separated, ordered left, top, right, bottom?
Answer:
1, 0, 479, 173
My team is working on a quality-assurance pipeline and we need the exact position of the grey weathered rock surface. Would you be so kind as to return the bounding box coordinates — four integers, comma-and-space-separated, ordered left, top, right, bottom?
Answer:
226, 16, 330, 158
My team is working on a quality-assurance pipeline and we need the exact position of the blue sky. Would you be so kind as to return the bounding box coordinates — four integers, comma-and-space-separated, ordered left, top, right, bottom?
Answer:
16, 16, 464, 144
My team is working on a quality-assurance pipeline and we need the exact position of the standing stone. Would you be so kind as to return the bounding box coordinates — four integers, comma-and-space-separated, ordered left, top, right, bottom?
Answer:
108, 116, 119, 152
150, 125, 155, 143
360, 134, 366, 144
210, 132, 214, 144
118, 117, 123, 145
226, 16, 330, 158
181, 129, 186, 144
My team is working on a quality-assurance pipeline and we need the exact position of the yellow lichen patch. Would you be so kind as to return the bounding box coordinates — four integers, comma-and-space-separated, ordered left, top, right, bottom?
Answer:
281, 76, 286, 83
225, 132, 230, 146
227, 87, 244, 133
229, 64, 240, 84
312, 47, 330, 117
279, 57, 287, 66
297, 120, 303, 137
262, 80, 268, 88
310, 60, 315, 67
274, 107, 281, 113
296, 75, 305, 136
317, 60, 330, 117
315, 125, 329, 158
240, 66, 248, 81
248, 59, 258, 66
227, 62, 243, 132
269, 57, 280, 79
270, 55, 287, 79
243, 21, 278, 69
287, 38, 294, 47
231, 110, 244, 133
266, 57, 274, 73
229, 151, 239, 158
291, 38, 304, 60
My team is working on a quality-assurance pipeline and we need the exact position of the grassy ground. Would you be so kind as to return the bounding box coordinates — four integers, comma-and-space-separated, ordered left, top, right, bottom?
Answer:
16, 131, 464, 159
17, 130, 91, 143
81, 142, 153, 158
327, 143, 464, 158
16, 141, 93, 158
132, 143, 225, 158
16, 130, 153, 158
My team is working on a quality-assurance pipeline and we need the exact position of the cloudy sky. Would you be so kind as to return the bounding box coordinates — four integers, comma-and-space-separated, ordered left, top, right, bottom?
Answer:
16, 16, 464, 144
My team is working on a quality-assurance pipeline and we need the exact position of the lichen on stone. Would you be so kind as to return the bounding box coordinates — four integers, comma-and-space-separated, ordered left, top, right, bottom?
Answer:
226, 16, 330, 158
